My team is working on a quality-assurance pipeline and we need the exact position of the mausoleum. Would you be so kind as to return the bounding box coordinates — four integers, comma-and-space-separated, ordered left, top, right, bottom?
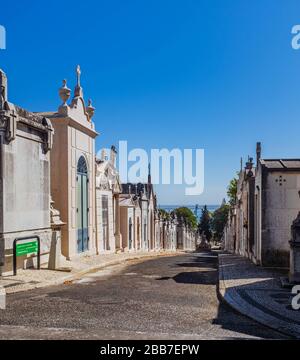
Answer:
39, 66, 98, 259
0, 69, 53, 274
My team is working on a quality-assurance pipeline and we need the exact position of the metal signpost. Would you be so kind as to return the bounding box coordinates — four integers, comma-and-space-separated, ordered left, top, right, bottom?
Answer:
13, 236, 40, 276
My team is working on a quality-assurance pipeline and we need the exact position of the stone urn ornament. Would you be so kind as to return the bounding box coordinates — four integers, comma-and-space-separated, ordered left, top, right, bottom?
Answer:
59, 79, 71, 107
86, 99, 95, 120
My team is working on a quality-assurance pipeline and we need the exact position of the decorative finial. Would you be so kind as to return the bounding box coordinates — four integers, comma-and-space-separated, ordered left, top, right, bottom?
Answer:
256, 142, 261, 164
86, 98, 95, 120
59, 79, 71, 106
110, 145, 117, 166
148, 162, 151, 184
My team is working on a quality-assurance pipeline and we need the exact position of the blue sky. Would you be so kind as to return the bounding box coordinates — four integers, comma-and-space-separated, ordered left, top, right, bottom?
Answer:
1, 0, 300, 205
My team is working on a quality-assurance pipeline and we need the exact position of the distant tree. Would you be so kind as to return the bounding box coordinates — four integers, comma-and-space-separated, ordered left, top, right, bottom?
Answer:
158, 208, 170, 220
227, 177, 238, 207
174, 207, 197, 230
211, 203, 230, 241
198, 205, 212, 241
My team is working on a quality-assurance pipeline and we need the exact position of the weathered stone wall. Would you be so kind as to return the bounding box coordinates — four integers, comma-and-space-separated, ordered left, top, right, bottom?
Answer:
3, 133, 50, 235
260, 171, 300, 267
134, 206, 142, 250
96, 189, 115, 253
120, 207, 134, 250
154, 218, 161, 250
0, 119, 52, 274
120, 207, 127, 250
254, 164, 263, 264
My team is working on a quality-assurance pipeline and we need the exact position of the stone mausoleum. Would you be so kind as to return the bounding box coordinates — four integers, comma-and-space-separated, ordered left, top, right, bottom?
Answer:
39, 66, 98, 260
0, 69, 53, 274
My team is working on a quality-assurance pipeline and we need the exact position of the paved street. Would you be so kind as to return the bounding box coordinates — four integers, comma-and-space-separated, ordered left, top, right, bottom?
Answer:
0, 251, 289, 339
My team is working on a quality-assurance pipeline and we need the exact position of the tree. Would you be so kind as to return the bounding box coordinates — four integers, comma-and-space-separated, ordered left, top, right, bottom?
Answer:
227, 177, 238, 207
173, 207, 197, 230
158, 208, 170, 220
211, 203, 230, 241
198, 205, 212, 241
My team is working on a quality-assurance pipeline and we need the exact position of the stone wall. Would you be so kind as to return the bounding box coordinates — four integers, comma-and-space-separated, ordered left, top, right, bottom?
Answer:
0, 93, 53, 273
260, 171, 300, 267
96, 189, 115, 253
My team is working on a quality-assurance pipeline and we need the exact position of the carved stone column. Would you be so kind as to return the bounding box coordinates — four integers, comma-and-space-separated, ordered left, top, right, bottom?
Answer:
48, 198, 65, 270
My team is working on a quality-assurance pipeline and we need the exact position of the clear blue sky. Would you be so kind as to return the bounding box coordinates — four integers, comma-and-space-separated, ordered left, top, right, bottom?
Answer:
1, 0, 300, 205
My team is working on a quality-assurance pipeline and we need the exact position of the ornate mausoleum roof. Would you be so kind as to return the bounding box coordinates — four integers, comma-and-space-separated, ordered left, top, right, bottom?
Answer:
0, 68, 53, 151
35, 66, 97, 139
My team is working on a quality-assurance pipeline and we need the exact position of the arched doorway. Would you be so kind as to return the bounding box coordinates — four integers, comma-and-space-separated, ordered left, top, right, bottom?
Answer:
77, 156, 89, 253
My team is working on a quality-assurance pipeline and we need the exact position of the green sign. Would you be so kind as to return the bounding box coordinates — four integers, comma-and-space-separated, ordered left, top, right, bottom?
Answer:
16, 241, 38, 257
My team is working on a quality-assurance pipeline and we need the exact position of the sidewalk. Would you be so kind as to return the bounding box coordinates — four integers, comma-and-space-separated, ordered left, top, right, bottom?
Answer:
218, 253, 300, 339
0, 251, 178, 294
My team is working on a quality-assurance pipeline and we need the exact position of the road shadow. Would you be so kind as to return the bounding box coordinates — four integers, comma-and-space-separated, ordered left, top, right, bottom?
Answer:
173, 251, 218, 270
211, 300, 289, 339
173, 270, 216, 285
158, 251, 218, 285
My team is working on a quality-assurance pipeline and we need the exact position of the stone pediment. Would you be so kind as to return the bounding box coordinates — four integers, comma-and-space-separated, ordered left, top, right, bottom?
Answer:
96, 158, 122, 193
60, 96, 90, 124
56, 66, 96, 130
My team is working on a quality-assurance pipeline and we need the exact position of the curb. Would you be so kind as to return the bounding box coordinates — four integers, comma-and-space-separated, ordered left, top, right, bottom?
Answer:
218, 254, 300, 339
0, 285, 5, 309
4, 251, 179, 295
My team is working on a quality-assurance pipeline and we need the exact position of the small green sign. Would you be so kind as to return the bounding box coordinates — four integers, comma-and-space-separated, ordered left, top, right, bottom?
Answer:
16, 241, 38, 257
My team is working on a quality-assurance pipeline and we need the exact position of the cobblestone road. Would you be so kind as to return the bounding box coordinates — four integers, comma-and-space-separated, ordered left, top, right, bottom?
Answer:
0, 251, 289, 339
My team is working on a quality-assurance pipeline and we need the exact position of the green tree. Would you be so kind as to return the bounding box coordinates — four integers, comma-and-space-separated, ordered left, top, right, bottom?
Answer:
211, 203, 230, 241
173, 207, 197, 229
227, 177, 238, 207
158, 208, 170, 220
198, 205, 212, 241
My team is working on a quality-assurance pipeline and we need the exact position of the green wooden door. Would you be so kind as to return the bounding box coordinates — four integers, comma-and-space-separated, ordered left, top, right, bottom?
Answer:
77, 156, 89, 253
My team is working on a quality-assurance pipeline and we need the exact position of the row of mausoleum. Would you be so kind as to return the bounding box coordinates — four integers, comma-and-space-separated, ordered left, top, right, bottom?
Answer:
0, 67, 197, 275
222, 142, 300, 282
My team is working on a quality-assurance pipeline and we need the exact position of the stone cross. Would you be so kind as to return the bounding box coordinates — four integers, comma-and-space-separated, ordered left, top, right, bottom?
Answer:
76, 65, 81, 87
74, 65, 83, 98
6, 108, 17, 142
